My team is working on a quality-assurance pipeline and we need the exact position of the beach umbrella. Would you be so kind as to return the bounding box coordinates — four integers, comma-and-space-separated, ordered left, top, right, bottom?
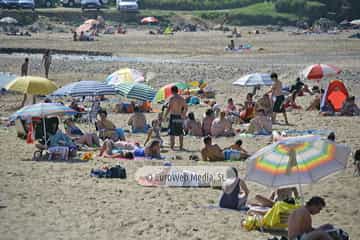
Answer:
51, 80, 117, 97
106, 68, 145, 86
302, 64, 341, 81
232, 73, 273, 86
0, 17, 18, 24
5, 76, 57, 95
246, 135, 350, 202
350, 19, 360, 25
154, 82, 189, 103
115, 83, 156, 102
141, 17, 159, 24
9, 103, 77, 147
0, 72, 17, 89
10, 103, 77, 120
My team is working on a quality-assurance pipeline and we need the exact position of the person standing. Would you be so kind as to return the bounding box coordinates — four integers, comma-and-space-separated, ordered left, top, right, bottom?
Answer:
267, 72, 289, 125
20, 58, 29, 107
42, 50, 52, 78
164, 85, 188, 150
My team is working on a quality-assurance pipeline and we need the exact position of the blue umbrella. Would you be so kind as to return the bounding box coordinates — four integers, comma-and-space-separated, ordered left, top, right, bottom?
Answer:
51, 80, 117, 97
9, 103, 77, 121
115, 83, 156, 102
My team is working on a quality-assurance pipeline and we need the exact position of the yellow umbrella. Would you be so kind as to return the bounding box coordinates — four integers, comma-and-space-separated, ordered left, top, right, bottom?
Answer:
5, 76, 57, 95
106, 68, 144, 85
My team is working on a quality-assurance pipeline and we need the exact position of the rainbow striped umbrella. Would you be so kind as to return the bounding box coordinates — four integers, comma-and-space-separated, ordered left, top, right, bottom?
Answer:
246, 135, 350, 188
154, 82, 189, 103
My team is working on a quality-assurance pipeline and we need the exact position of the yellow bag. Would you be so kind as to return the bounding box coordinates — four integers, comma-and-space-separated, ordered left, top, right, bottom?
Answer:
262, 201, 300, 229
242, 215, 262, 231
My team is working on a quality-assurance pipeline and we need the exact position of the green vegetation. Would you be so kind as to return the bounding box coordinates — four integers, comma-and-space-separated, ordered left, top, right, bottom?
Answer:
196, 2, 298, 25
139, 0, 263, 11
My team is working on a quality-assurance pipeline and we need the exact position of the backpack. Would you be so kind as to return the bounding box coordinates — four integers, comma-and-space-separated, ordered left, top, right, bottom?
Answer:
108, 165, 127, 179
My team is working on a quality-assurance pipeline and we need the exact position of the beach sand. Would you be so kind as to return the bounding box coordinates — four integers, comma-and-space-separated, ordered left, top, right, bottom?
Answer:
0, 28, 359, 239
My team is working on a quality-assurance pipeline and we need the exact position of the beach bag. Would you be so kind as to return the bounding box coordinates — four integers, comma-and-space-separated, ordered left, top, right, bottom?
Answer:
242, 215, 262, 231
262, 201, 300, 229
108, 165, 127, 179
326, 228, 349, 240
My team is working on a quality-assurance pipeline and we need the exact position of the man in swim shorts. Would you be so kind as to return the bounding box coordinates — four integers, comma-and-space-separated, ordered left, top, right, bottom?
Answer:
164, 85, 188, 150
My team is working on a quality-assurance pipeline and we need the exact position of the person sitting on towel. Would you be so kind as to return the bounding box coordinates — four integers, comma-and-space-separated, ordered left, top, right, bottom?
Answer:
96, 109, 125, 141
246, 108, 272, 134
253, 187, 299, 208
340, 96, 360, 116
128, 106, 149, 133
288, 196, 333, 240
211, 111, 235, 137
219, 167, 249, 210
184, 112, 203, 137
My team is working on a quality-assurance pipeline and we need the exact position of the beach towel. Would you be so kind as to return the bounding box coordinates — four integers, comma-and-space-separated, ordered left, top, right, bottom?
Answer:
283, 129, 332, 136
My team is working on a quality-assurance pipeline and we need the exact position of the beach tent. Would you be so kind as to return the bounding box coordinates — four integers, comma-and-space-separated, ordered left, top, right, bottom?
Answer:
320, 80, 349, 112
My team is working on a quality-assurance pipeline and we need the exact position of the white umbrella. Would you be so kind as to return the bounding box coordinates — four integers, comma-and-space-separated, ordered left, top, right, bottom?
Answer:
0, 17, 18, 24
350, 19, 360, 25
233, 73, 273, 86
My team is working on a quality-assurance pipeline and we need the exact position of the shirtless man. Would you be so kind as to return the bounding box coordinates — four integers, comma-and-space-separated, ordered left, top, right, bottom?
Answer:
211, 111, 235, 137
288, 196, 332, 240
164, 85, 188, 150
127, 106, 148, 133
267, 72, 289, 124
201, 136, 224, 161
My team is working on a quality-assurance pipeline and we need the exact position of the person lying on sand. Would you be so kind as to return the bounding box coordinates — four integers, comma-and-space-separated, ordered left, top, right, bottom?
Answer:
219, 167, 249, 210
253, 187, 299, 208
225, 139, 249, 159
99, 139, 161, 159
211, 111, 235, 137
64, 119, 100, 147
288, 196, 333, 240
201, 136, 243, 161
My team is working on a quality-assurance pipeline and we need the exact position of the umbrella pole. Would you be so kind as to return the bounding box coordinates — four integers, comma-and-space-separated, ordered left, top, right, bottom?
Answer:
42, 116, 47, 148
298, 183, 304, 205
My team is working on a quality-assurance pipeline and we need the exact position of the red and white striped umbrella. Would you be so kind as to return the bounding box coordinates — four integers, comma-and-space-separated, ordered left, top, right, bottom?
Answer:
141, 17, 159, 24
302, 64, 341, 80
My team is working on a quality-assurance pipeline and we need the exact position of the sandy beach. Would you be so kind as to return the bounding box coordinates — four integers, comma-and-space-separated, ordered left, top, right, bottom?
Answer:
0, 28, 360, 240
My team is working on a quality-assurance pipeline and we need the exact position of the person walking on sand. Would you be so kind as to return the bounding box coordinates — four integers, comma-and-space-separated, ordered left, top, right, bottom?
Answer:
267, 72, 289, 125
42, 50, 52, 78
164, 85, 188, 150
20, 58, 29, 107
